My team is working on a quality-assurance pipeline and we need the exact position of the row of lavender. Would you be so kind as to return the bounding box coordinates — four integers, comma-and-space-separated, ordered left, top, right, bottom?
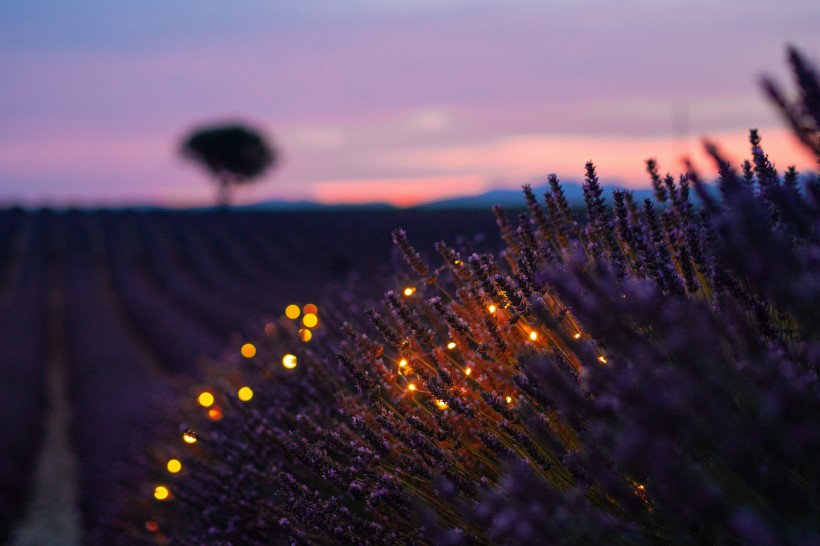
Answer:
113, 49, 820, 545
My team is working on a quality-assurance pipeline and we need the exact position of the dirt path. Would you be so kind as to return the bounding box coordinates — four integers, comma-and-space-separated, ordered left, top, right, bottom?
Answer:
9, 251, 81, 546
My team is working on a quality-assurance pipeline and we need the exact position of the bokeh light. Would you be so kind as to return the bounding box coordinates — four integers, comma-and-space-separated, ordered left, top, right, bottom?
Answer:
285, 304, 301, 319
302, 313, 318, 328
282, 354, 297, 369
197, 391, 214, 408
241, 343, 256, 358
303, 303, 318, 315
182, 430, 197, 444
207, 406, 223, 421
154, 486, 170, 500
298, 328, 313, 342
238, 386, 254, 402
167, 459, 182, 474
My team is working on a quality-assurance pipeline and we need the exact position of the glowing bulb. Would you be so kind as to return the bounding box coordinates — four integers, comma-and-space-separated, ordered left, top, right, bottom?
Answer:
454, 259, 463, 266
282, 353, 297, 369
154, 485, 170, 500
403, 287, 415, 296
488, 304, 497, 313
303, 303, 318, 315
598, 356, 607, 364
240, 343, 256, 358
505, 396, 513, 404
573, 332, 582, 339
465, 367, 472, 376
436, 399, 449, 410
197, 391, 214, 408
302, 313, 318, 328
238, 386, 254, 402
182, 430, 197, 444
166, 459, 182, 474
407, 384, 416, 391
207, 406, 223, 421
529, 331, 538, 341
298, 328, 312, 342
145, 520, 159, 532
399, 358, 408, 367
447, 341, 457, 350
285, 304, 301, 319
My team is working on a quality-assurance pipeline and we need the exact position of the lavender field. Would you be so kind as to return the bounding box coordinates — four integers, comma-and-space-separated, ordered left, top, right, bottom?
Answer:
0, 208, 498, 544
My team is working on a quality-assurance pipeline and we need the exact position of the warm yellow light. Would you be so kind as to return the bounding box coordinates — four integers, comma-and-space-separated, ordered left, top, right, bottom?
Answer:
436, 399, 448, 410
197, 391, 214, 408
282, 353, 297, 369
488, 304, 497, 313
399, 358, 408, 367
465, 367, 472, 376
447, 341, 457, 350
303, 303, 318, 315
238, 386, 254, 402
207, 406, 223, 421
285, 304, 301, 319
166, 459, 182, 474
505, 396, 513, 404
598, 356, 607, 364
241, 343, 257, 358
454, 259, 463, 266
302, 313, 318, 328
154, 485, 170, 500
298, 328, 313, 342
573, 332, 582, 339
182, 430, 197, 444
407, 384, 416, 391
403, 287, 415, 296
529, 331, 538, 341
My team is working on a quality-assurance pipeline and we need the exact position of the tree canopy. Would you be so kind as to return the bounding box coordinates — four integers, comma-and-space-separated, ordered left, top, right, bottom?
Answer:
180, 123, 275, 205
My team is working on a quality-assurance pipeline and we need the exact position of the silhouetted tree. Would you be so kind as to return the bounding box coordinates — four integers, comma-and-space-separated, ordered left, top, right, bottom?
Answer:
180, 123, 275, 206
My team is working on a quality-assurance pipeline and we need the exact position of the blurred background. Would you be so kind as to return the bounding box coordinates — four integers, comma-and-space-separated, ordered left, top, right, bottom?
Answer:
1, 0, 817, 208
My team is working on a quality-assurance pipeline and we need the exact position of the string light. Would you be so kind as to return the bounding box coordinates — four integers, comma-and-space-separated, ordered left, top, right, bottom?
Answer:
282, 354, 297, 369
573, 332, 582, 339
302, 313, 318, 328
197, 391, 214, 408
407, 384, 416, 392
403, 287, 416, 296
488, 304, 497, 313
285, 305, 301, 319
505, 396, 513, 404
166, 459, 182, 474
240, 343, 256, 358
465, 367, 472, 376
238, 386, 254, 402
598, 355, 607, 364
436, 399, 449, 410
529, 331, 538, 341
303, 303, 318, 315
447, 341, 457, 350
298, 328, 312, 342
399, 358, 408, 367
182, 430, 197, 444
154, 485, 170, 501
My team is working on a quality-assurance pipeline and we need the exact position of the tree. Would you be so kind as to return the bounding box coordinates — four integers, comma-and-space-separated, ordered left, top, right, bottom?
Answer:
180, 123, 275, 206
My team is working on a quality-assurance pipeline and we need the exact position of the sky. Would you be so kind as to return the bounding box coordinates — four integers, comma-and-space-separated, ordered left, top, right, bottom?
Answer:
0, 0, 817, 207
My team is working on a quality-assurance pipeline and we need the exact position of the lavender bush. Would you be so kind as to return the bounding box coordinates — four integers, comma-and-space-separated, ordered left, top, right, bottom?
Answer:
113, 47, 819, 545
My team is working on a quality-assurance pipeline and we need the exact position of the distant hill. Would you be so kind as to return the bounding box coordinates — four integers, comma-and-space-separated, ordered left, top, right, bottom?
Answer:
415, 182, 659, 210
242, 180, 732, 212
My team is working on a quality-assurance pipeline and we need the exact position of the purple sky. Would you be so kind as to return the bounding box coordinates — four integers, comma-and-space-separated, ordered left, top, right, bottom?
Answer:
0, 1, 817, 207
